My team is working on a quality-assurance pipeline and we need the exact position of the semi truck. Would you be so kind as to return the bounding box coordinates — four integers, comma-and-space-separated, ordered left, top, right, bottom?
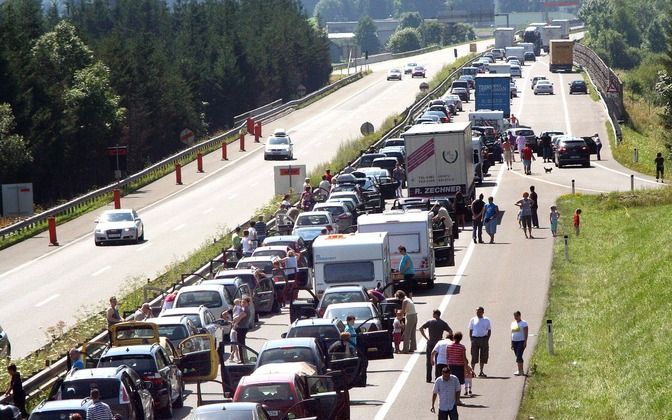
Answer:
401, 122, 475, 200
542, 25, 563, 52
549, 39, 574, 72
494, 27, 515, 49
475, 74, 511, 118
522, 26, 542, 55
551, 19, 571, 38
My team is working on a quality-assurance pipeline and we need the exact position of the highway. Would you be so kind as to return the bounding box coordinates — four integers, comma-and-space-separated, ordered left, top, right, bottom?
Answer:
0, 39, 493, 358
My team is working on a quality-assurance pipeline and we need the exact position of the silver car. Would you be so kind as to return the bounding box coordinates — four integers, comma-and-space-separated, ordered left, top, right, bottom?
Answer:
0, 324, 10, 358
442, 94, 463, 112
94, 209, 144, 245
534, 80, 554, 95
313, 202, 354, 233
264, 128, 293, 160
322, 302, 383, 332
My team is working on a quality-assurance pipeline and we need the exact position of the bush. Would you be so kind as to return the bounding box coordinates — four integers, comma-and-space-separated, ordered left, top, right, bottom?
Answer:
387, 27, 422, 53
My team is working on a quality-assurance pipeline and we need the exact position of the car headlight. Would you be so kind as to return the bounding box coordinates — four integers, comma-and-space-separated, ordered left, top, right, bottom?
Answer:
95, 229, 104, 233
123, 227, 134, 232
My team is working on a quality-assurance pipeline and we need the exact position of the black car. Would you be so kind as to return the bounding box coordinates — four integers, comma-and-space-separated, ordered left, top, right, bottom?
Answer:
524, 52, 536, 62
358, 153, 386, 168
569, 80, 588, 94
555, 138, 590, 168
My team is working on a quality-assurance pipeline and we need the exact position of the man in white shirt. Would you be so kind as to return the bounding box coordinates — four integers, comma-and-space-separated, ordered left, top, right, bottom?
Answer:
241, 230, 253, 256
431, 332, 453, 381
468, 306, 492, 377
318, 175, 331, 199
431, 366, 461, 420
516, 134, 527, 157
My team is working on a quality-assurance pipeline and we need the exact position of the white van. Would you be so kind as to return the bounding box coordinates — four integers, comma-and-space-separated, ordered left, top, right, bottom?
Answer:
312, 232, 392, 296
357, 210, 435, 288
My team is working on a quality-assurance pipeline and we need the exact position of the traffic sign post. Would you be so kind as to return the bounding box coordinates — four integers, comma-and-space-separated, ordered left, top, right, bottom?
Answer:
106, 145, 128, 180
180, 128, 195, 146
274, 164, 306, 195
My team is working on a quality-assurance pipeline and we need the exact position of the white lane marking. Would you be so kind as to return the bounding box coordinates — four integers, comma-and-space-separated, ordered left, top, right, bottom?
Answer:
591, 161, 659, 185
92, 265, 111, 277
173, 224, 186, 232
35, 294, 60, 308
508, 168, 606, 192
558, 72, 573, 135
136, 242, 153, 252
202, 207, 214, 215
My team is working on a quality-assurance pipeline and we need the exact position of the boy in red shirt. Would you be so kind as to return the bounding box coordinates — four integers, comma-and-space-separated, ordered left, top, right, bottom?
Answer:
521, 144, 535, 175
573, 208, 582, 236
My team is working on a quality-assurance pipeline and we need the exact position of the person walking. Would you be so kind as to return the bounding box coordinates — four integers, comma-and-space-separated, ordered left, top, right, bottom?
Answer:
502, 136, 513, 170
521, 143, 535, 175
255, 216, 267, 244
515, 133, 526, 161
446, 332, 469, 393
232, 296, 253, 350
515, 192, 534, 239
541, 132, 552, 163
431, 332, 453, 380
655, 152, 665, 182
573, 208, 582, 236
453, 192, 467, 231
593, 133, 602, 160
510, 114, 518, 128
471, 194, 485, 244
468, 306, 492, 377
5, 364, 27, 418
529, 186, 539, 228
508, 132, 517, 162
398, 246, 416, 293
106, 296, 122, 342
396, 291, 417, 353
420, 310, 453, 383
430, 366, 462, 420
86, 388, 113, 420
483, 196, 499, 244
511, 311, 529, 376
549, 206, 560, 237
393, 163, 405, 198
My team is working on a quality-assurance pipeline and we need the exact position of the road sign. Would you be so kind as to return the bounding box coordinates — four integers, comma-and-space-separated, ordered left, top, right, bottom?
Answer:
419, 82, 429, 93
180, 128, 195, 146
607, 78, 619, 94
274, 164, 306, 195
360, 122, 374, 136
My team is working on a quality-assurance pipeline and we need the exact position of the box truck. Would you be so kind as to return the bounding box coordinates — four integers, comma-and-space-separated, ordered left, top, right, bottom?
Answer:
505, 46, 525, 62
542, 26, 563, 52
518, 43, 534, 56
475, 74, 511, 118
357, 210, 437, 287
469, 110, 505, 134
551, 19, 571, 38
402, 122, 475, 200
312, 232, 392, 296
487, 63, 511, 74
549, 40, 574, 72
494, 27, 515, 49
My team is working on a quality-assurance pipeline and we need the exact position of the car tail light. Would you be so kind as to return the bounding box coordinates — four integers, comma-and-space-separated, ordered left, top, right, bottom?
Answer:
441, 117, 448, 123
144, 373, 164, 388
119, 385, 131, 404
581, 146, 587, 150
559, 147, 566, 152
338, 214, 349, 220
318, 308, 325, 317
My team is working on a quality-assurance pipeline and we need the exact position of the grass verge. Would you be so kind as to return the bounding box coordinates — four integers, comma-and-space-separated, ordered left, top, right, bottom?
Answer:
580, 69, 600, 102
518, 187, 672, 419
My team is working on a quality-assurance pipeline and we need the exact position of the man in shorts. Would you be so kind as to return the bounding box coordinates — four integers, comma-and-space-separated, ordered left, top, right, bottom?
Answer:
468, 306, 492, 377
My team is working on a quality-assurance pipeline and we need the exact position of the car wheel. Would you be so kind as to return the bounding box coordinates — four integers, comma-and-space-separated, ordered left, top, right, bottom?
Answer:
534, 92, 538, 95
271, 297, 280, 314
95, 240, 101, 246
160, 396, 173, 418
427, 278, 435, 288
557, 161, 563, 168
139, 230, 144, 241
583, 161, 590, 168
172, 383, 184, 408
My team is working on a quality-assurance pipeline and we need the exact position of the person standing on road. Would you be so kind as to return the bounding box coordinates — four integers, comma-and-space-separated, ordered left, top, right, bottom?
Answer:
255, 216, 267, 244
515, 133, 526, 160
515, 192, 534, 239
233, 296, 253, 350
241, 230, 253, 256
86, 388, 113, 420
529, 186, 539, 228
133, 303, 152, 321
510, 114, 518, 128
471, 194, 485, 244
318, 175, 331, 199
502, 136, 513, 170
593, 133, 602, 160
655, 152, 665, 182
550, 206, 560, 237
453, 192, 467, 231
420, 310, 453, 383
397, 290, 417, 353
393, 163, 405, 198
344, 315, 357, 347
398, 246, 416, 293
511, 311, 529, 376
5, 364, 27, 418
468, 306, 492, 377
431, 366, 462, 420
521, 143, 535, 175
106, 296, 122, 342
69, 348, 84, 370
324, 169, 333, 182
447, 332, 469, 392
508, 132, 517, 162
483, 196, 499, 244
231, 227, 242, 254
431, 332, 453, 380
541, 132, 552, 163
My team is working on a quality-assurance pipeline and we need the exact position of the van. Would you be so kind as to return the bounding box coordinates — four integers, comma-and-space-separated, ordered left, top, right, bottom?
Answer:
312, 233, 392, 296
461, 66, 479, 77
356, 211, 435, 288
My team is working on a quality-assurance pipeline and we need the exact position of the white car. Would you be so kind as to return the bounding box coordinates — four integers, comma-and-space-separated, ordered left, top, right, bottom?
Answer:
293, 211, 338, 233
173, 284, 233, 323
94, 209, 144, 246
159, 306, 225, 342
387, 68, 402, 80
510, 64, 522, 78
442, 94, 463, 112
531, 75, 548, 90
264, 128, 293, 160
404, 62, 418, 74
323, 302, 383, 332
510, 81, 518, 97
534, 80, 554, 95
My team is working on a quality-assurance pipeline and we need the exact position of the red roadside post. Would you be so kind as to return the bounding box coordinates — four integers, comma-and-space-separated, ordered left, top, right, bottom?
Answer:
246, 117, 255, 135
254, 122, 261, 143
221, 142, 228, 160
239, 133, 246, 152
175, 163, 183, 185
197, 152, 204, 172
48, 217, 59, 246
113, 189, 121, 209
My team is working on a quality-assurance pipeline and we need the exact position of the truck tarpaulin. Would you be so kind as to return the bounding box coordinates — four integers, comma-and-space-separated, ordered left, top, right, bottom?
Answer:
475, 74, 511, 117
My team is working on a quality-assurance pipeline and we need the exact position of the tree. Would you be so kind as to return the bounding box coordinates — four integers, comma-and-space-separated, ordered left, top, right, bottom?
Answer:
419, 21, 442, 46
387, 27, 422, 53
398, 11, 423, 29
442, 22, 476, 44
0, 103, 32, 183
314, 0, 347, 21
355, 16, 380, 55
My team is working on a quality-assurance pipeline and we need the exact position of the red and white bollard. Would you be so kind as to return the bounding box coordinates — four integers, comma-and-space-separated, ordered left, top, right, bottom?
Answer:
246, 117, 255, 135
175, 163, 183, 185
48, 217, 59, 246
221, 142, 228, 160
239, 133, 246, 152
254, 122, 261, 143
197, 152, 204, 173
113, 189, 121, 209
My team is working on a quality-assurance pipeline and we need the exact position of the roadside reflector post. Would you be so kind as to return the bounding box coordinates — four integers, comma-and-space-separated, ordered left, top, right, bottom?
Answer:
547, 319, 554, 355
254, 122, 261, 143
630, 174, 634, 192
633, 148, 638, 163
197, 152, 204, 173
221, 142, 228, 160
571, 179, 575, 194
240, 133, 246, 152
48, 217, 59, 246
175, 163, 183, 185
563, 235, 569, 261
246, 117, 255, 135
113, 189, 121, 209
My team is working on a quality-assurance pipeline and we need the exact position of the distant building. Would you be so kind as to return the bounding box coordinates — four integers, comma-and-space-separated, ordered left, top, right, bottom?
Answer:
327, 18, 399, 46
328, 32, 359, 63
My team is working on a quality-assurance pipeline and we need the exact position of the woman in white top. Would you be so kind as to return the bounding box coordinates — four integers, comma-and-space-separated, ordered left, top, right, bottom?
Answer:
283, 250, 298, 279
396, 290, 417, 353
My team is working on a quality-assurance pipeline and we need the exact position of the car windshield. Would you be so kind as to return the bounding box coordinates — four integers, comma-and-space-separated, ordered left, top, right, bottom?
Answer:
296, 214, 329, 226
101, 212, 133, 222
315, 206, 344, 215
98, 355, 157, 375
182, 314, 202, 328
288, 325, 340, 340
293, 228, 323, 241
237, 383, 293, 402
268, 137, 289, 145
324, 306, 373, 321
258, 347, 315, 366
518, 130, 534, 136
537, 80, 551, 85
158, 325, 189, 342
321, 292, 366, 306
30, 410, 88, 420
563, 141, 586, 147
253, 249, 286, 258
176, 291, 223, 309
61, 379, 119, 400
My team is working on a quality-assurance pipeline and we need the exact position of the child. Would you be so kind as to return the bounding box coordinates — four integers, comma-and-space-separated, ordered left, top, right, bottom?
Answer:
392, 310, 404, 353
573, 208, 582, 236
549, 206, 560, 237
464, 365, 474, 396
517, 209, 522, 228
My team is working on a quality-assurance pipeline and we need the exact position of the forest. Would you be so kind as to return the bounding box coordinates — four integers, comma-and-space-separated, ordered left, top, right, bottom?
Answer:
0, 0, 332, 205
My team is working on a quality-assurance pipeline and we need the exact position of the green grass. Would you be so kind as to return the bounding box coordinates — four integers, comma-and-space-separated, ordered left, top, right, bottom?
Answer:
518, 187, 672, 419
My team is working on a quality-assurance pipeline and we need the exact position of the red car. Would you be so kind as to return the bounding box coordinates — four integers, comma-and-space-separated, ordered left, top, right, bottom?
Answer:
411, 66, 426, 78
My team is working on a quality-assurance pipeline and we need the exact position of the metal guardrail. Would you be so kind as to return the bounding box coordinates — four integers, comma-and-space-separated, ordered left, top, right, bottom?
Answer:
0, 71, 363, 242
2, 54, 479, 408
332, 45, 443, 71
233, 99, 283, 126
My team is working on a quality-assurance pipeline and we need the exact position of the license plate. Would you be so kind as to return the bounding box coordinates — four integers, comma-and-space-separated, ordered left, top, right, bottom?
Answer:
267, 411, 279, 416
569, 155, 581, 159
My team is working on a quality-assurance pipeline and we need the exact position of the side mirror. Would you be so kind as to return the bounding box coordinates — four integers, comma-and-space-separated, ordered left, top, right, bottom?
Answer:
94, 220, 99, 224
281, 332, 287, 338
